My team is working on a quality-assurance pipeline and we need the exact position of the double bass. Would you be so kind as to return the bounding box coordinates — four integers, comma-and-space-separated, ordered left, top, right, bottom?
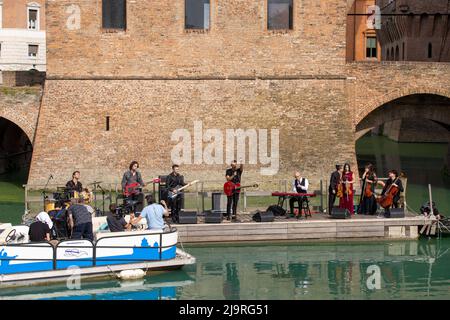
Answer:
377, 176, 401, 209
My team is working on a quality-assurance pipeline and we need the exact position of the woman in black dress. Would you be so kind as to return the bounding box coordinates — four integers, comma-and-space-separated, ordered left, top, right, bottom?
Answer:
359, 164, 378, 215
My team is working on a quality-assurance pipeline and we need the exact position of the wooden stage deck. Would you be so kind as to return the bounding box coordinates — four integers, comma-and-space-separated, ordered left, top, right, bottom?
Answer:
174, 212, 427, 244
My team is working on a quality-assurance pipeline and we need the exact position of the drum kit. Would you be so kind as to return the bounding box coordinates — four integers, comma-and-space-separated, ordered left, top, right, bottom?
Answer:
43, 182, 100, 214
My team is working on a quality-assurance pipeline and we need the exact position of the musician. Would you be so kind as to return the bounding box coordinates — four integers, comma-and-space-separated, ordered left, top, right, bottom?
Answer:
121, 161, 145, 213
289, 171, 309, 217
339, 163, 355, 215
328, 165, 343, 214
166, 164, 186, 223
378, 170, 404, 217
225, 160, 243, 221
66, 171, 83, 194
358, 164, 378, 215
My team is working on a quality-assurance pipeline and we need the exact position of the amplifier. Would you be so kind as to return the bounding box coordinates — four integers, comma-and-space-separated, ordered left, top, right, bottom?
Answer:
204, 210, 223, 224
331, 208, 350, 219
178, 210, 198, 224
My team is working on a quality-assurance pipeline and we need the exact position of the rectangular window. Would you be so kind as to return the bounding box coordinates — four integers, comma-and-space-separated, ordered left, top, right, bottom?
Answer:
185, 0, 210, 29
28, 9, 38, 30
102, 0, 126, 30
268, 0, 293, 30
28, 44, 38, 57
366, 37, 377, 58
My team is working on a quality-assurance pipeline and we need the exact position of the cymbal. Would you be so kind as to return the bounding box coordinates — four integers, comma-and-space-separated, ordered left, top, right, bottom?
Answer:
87, 181, 103, 186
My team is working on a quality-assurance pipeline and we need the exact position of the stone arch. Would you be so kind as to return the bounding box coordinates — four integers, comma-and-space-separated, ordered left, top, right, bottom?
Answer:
355, 87, 450, 127
0, 113, 34, 143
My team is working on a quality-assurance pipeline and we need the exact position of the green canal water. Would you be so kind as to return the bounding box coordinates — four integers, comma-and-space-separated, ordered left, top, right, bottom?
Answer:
1, 239, 450, 300
0, 137, 449, 300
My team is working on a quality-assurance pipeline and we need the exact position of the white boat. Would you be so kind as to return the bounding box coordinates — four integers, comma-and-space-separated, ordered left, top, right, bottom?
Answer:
0, 219, 196, 288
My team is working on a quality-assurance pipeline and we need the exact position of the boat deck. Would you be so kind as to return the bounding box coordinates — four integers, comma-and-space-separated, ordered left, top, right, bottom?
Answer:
174, 211, 427, 243
0, 248, 195, 288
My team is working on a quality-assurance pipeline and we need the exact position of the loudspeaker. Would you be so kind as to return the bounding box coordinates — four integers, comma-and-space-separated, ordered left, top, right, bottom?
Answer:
158, 175, 168, 202
212, 192, 223, 211
204, 210, 223, 224
178, 210, 198, 224
252, 210, 275, 222
389, 208, 405, 218
331, 208, 350, 219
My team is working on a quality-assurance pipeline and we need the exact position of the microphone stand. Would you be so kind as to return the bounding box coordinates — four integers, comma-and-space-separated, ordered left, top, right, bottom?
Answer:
42, 175, 53, 211
96, 183, 106, 216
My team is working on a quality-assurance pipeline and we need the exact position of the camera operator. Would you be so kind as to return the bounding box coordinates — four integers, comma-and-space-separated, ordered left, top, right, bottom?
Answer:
131, 195, 169, 231
106, 204, 133, 232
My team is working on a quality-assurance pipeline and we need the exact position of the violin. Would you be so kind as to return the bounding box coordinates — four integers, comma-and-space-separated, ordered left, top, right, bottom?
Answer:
364, 177, 373, 198
337, 182, 344, 198
377, 177, 400, 209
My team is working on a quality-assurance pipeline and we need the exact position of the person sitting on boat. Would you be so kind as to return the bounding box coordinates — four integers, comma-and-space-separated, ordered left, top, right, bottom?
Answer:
131, 195, 169, 231
106, 204, 132, 232
48, 201, 70, 239
68, 198, 94, 241
29, 212, 53, 242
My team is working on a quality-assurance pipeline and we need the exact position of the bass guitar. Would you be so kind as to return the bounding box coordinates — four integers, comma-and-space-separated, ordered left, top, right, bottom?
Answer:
168, 180, 200, 199
223, 182, 259, 197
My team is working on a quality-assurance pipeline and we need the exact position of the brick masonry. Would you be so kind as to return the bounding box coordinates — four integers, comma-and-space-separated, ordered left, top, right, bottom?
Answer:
0, 86, 41, 142
5, 0, 448, 187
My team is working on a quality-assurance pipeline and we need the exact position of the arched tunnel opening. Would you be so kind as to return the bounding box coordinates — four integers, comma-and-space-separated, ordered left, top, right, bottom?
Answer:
0, 117, 33, 224
356, 94, 450, 216
0, 117, 33, 175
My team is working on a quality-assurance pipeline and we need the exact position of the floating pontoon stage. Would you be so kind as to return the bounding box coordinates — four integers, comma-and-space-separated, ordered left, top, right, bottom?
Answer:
174, 212, 427, 243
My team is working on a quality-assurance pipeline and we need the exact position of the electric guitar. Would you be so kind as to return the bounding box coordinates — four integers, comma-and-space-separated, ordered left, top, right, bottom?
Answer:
168, 180, 200, 199
223, 182, 259, 197
124, 178, 161, 197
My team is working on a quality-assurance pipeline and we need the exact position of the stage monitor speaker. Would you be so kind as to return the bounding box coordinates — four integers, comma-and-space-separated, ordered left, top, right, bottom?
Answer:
331, 208, 350, 219
389, 208, 405, 218
178, 210, 198, 224
252, 210, 275, 223
204, 210, 223, 224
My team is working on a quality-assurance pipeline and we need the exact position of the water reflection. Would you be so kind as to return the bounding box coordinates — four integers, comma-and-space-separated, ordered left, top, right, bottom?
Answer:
181, 239, 450, 300
2, 240, 450, 300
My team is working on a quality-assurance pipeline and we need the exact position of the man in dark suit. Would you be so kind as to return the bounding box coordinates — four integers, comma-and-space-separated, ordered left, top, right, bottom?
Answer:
328, 165, 343, 214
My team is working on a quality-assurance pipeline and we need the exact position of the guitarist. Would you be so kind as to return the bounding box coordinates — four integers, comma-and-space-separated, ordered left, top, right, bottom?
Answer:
166, 164, 186, 223
225, 160, 243, 221
121, 161, 146, 213
377, 170, 404, 218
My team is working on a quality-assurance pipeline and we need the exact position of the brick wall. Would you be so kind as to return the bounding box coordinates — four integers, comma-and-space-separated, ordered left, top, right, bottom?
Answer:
2, 71, 46, 87
28, 79, 356, 187
46, 0, 347, 78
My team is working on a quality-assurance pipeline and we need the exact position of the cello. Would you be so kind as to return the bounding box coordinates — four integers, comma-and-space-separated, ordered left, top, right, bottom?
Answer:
377, 176, 401, 209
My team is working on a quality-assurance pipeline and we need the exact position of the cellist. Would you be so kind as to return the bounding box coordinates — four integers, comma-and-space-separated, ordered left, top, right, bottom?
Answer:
358, 164, 378, 215
377, 170, 404, 218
